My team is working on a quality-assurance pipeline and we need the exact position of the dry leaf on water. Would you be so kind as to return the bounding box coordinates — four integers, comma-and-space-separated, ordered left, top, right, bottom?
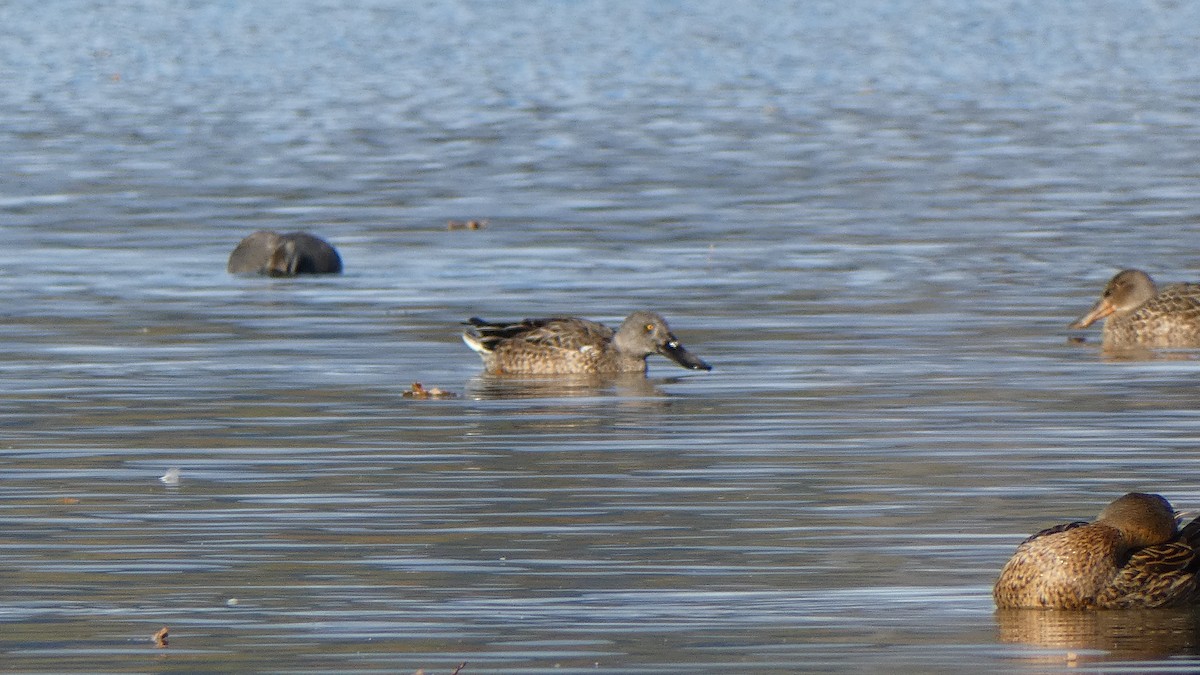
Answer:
402, 382, 458, 399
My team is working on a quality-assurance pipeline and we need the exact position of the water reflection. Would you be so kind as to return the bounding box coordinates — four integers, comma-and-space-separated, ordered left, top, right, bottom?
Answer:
464, 373, 681, 400
1066, 333, 1200, 361
997, 608, 1200, 662
1100, 349, 1200, 362
1063, 336, 1200, 361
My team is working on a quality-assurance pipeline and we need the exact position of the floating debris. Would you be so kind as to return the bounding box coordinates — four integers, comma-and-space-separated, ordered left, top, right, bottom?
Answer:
402, 382, 458, 399
152, 626, 169, 648
447, 219, 487, 231
159, 468, 181, 485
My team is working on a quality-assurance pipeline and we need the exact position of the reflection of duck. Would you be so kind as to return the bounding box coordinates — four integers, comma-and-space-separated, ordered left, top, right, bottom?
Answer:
463, 372, 673, 400
1070, 270, 1200, 348
462, 312, 712, 375
996, 608, 1200, 661
227, 230, 342, 276
994, 493, 1200, 609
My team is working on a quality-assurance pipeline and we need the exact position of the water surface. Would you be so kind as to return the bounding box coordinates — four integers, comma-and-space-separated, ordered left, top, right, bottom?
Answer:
4, 1, 1200, 672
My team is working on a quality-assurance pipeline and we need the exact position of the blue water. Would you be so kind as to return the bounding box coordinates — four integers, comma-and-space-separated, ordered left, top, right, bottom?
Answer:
4, 1, 1200, 672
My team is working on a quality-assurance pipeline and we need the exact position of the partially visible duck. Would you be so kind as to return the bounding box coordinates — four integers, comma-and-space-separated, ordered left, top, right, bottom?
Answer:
994, 492, 1200, 609
227, 230, 342, 276
1070, 269, 1200, 348
462, 311, 712, 375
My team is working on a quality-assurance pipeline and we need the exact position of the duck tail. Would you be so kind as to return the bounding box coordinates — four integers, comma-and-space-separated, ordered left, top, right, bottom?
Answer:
1178, 513, 1200, 544
462, 318, 491, 354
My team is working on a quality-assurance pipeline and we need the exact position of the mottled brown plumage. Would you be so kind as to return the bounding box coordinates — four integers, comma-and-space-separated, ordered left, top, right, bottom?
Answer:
462, 311, 712, 375
1070, 269, 1200, 348
994, 493, 1200, 610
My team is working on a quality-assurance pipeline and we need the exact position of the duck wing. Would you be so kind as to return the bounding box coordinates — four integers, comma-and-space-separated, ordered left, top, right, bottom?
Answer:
466, 317, 614, 352
1094, 516, 1200, 609
1018, 521, 1088, 546
1137, 283, 1200, 317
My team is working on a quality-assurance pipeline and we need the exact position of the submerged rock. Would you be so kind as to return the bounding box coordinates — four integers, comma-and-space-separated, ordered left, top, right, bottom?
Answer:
227, 230, 342, 276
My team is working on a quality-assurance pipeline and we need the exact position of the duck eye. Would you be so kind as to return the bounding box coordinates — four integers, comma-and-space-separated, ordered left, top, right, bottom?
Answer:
644, 323, 655, 333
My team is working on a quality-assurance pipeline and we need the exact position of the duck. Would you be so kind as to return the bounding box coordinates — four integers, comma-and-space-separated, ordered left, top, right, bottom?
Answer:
993, 492, 1200, 609
1070, 269, 1200, 348
462, 311, 712, 375
227, 230, 342, 276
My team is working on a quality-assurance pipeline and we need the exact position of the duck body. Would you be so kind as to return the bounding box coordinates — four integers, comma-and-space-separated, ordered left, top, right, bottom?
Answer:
994, 493, 1200, 610
462, 311, 712, 376
227, 230, 342, 276
1071, 269, 1200, 348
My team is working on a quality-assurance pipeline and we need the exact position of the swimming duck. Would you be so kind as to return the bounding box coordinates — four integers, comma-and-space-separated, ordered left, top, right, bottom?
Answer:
462, 311, 712, 375
993, 492, 1200, 609
1070, 269, 1200, 348
227, 230, 343, 276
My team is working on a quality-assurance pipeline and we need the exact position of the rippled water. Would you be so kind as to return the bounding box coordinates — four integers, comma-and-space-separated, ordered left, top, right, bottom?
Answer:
5, 1, 1200, 672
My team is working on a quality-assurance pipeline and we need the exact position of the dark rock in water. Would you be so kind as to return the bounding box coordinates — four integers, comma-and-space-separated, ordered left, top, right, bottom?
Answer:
227, 230, 342, 276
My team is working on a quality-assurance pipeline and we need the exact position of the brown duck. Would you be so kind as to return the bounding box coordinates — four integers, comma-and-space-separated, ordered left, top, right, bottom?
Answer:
1070, 269, 1200, 348
994, 492, 1200, 609
462, 311, 712, 376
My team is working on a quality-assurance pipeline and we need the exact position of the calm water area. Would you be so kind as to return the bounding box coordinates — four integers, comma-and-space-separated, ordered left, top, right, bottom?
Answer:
5, 1, 1200, 672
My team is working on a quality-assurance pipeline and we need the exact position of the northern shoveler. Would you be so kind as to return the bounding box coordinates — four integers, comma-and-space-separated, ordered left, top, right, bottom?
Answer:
1070, 269, 1200, 348
993, 492, 1200, 609
462, 311, 712, 375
